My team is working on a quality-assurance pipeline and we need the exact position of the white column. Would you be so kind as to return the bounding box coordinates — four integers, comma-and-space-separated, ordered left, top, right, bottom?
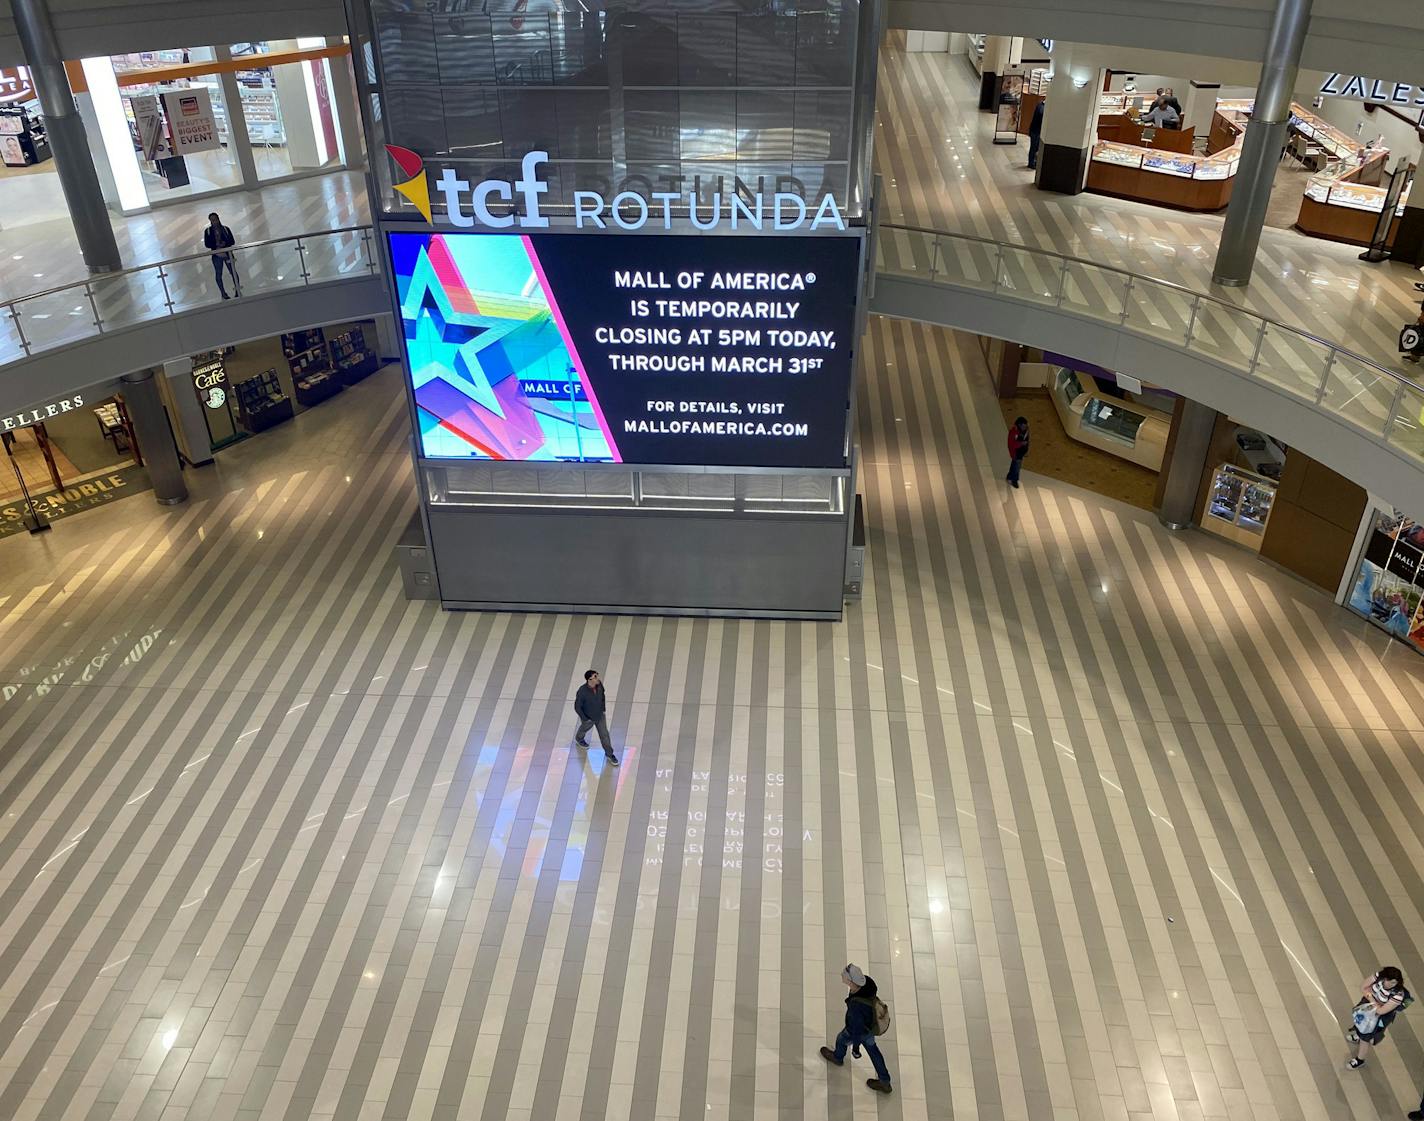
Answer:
1036, 46, 1103, 194
904, 32, 950, 53
330, 51, 365, 169
160, 358, 214, 466
215, 45, 259, 187
1183, 82, 1220, 143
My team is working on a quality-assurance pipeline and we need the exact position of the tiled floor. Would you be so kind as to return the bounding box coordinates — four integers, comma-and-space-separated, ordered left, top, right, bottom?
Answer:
874, 37, 1424, 377
2, 320, 1422, 1121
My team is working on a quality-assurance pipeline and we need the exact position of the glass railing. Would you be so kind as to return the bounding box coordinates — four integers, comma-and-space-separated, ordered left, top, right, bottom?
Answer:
0, 226, 379, 365
876, 223, 1424, 469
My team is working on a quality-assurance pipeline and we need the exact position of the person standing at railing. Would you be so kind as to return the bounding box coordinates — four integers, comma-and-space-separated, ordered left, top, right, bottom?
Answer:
203, 212, 241, 299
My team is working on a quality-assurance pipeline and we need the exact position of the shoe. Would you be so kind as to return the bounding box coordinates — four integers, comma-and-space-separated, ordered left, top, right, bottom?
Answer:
819, 1046, 842, 1066
575, 739, 588, 748
867, 1079, 892, 1094
607, 755, 619, 766
1011, 480, 1020, 489
1406, 1110, 1423, 1119
1347, 1057, 1366, 1069
220, 292, 229, 299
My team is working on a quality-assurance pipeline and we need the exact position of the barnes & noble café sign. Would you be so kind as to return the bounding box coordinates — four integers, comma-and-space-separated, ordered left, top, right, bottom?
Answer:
1319, 73, 1424, 107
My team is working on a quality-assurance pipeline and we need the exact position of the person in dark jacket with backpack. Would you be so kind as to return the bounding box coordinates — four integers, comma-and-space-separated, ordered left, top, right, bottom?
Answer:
819, 962, 892, 1093
1027, 98, 1045, 170
1006, 416, 1030, 489
572, 669, 618, 766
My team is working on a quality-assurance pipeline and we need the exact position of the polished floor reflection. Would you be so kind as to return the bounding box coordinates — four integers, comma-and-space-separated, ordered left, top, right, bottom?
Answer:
1, 326, 1423, 1121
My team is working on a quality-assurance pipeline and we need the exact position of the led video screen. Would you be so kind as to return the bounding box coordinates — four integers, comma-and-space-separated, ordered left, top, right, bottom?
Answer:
389, 231, 861, 468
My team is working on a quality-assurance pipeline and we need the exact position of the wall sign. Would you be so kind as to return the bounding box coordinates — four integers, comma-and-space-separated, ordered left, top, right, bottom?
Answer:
192, 358, 228, 409
393, 149, 847, 233
390, 231, 861, 469
3, 394, 84, 432
0, 67, 32, 105
1319, 73, 1424, 106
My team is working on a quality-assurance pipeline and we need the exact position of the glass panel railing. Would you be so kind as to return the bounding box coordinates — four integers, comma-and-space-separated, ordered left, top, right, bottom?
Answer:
1321, 352, 1398, 437
230, 243, 308, 298
1387, 382, 1424, 464
301, 229, 375, 284
8, 288, 97, 353
89, 270, 172, 332
160, 257, 221, 314
933, 233, 998, 290
994, 246, 1059, 305
1059, 260, 1129, 324
1123, 278, 1195, 344
1251, 323, 1332, 402
876, 226, 937, 278
0, 308, 28, 363
1189, 300, 1259, 372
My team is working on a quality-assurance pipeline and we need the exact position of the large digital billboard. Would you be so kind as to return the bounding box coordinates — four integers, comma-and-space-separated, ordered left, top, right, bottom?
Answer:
389, 231, 861, 468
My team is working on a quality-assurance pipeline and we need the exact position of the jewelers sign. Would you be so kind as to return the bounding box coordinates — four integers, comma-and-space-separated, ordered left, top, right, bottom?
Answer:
1319, 73, 1424, 106
160, 88, 220, 154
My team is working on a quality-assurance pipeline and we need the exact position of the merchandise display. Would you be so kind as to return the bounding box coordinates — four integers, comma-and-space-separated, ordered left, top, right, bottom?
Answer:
329, 327, 380, 385
283, 329, 342, 406
233, 369, 294, 432
995, 71, 1025, 144
1202, 462, 1277, 550
0, 104, 50, 167
1048, 367, 1169, 471
1348, 510, 1424, 657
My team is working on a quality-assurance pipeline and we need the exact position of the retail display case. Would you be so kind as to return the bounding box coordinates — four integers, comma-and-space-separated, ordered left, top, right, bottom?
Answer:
1202, 463, 1277, 550
234, 369, 294, 432
0, 104, 50, 167
1048, 368, 1169, 471
1088, 141, 1236, 209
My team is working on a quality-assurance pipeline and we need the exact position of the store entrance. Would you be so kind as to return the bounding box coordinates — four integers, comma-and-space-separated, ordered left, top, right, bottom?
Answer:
1, 394, 145, 538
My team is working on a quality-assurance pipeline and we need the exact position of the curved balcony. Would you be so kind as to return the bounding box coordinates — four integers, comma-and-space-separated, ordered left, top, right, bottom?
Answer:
3, 218, 1421, 514
0, 226, 391, 413
873, 224, 1424, 513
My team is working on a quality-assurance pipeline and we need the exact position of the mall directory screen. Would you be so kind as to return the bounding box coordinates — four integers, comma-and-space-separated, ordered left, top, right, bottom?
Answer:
388, 230, 861, 469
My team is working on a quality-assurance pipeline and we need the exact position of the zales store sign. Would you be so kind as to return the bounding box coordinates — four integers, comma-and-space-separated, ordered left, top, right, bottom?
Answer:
1319, 73, 1424, 106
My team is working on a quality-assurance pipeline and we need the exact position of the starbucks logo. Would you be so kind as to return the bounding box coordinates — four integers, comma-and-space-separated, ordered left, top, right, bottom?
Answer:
204, 387, 226, 409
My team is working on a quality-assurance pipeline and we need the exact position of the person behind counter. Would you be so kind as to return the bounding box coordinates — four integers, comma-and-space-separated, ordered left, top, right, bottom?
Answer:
1144, 100, 1180, 129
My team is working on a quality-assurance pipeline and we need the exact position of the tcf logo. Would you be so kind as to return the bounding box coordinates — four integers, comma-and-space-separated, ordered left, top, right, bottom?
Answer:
386, 145, 432, 224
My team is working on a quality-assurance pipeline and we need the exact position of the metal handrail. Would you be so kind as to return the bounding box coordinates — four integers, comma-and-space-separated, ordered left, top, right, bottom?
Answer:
876, 222, 1424, 461
880, 222, 1390, 362
3, 224, 376, 306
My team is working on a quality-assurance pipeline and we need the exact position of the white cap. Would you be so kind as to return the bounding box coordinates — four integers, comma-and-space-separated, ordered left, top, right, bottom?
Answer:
842, 963, 866, 987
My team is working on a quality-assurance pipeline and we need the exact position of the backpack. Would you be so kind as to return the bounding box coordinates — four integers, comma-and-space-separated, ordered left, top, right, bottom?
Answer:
853, 994, 891, 1036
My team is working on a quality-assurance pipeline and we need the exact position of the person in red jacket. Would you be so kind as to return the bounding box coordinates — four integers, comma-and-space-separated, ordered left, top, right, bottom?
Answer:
1006, 416, 1030, 488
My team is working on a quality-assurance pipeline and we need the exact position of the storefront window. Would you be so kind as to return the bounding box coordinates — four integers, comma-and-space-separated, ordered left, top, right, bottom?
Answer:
1348, 510, 1424, 655
234, 41, 345, 181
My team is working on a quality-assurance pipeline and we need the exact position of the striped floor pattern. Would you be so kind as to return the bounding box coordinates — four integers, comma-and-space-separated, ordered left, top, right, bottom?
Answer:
874, 37, 1424, 382
2, 325, 1424, 1121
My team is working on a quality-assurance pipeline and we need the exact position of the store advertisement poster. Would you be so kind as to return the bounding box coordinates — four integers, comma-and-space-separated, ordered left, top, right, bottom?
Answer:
160, 89, 219, 154
388, 231, 860, 468
129, 94, 171, 159
1348, 512, 1424, 654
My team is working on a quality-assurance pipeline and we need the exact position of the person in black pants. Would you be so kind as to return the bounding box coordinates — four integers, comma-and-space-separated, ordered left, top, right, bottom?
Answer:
203, 212, 240, 298
572, 669, 619, 765
1027, 99, 1045, 170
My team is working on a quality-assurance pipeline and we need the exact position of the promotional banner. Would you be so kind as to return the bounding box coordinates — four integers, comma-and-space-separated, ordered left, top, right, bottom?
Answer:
389, 231, 860, 468
129, 94, 171, 159
160, 89, 220, 154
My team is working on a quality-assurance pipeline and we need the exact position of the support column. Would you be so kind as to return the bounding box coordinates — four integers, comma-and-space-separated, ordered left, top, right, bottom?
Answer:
1156, 398, 1217, 530
1211, 0, 1314, 286
1182, 81, 1221, 142
11, 0, 122, 272
978, 36, 1011, 110
120, 370, 187, 505
159, 359, 215, 467
215, 45, 259, 188
330, 51, 366, 170
1036, 48, 1103, 195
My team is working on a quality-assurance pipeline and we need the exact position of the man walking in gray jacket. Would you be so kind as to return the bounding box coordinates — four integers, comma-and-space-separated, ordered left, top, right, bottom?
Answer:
573, 669, 619, 765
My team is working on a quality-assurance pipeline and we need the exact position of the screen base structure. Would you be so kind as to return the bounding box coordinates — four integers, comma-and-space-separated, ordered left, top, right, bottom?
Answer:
417, 460, 856, 619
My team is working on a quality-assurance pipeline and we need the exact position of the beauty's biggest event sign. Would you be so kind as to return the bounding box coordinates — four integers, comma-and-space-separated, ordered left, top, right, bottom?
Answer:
389, 231, 860, 468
